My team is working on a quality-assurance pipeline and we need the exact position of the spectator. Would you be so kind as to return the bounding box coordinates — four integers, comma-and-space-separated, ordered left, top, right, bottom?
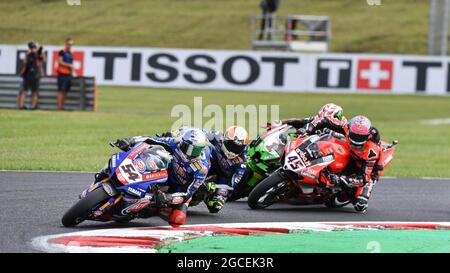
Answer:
259, 0, 280, 40
16, 41, 45, 110
57, 37, 75, 111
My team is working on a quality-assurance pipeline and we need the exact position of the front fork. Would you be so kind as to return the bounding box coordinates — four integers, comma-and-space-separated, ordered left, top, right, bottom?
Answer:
80, 179, 122, 220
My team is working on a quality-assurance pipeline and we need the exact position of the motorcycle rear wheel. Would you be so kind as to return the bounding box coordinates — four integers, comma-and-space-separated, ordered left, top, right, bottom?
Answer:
61, 187, 111, 227
248, 170, 288, 209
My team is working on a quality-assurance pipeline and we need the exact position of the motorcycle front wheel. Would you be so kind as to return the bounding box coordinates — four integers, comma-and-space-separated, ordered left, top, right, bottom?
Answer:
247, 170, 289, 209
61, 187, 111, 227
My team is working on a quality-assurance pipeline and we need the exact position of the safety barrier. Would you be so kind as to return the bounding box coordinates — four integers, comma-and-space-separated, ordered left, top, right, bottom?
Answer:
0, 74, 96, 111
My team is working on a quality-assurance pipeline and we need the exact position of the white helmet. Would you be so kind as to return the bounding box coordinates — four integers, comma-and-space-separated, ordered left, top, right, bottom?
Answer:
179, 128, 208, 158
221, 126, 249, 159
317, 103, 346, 126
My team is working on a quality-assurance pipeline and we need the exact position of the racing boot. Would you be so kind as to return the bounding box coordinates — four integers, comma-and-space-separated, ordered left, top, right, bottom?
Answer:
353, 183, 373, 213
206, 195, 226, 213
205, 185, 230, 213
168, 203, 188, 227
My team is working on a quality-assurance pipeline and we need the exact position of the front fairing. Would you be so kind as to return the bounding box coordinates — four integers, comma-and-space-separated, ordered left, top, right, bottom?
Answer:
281, 134, 349, 184
247, 125, 297, 174
109, 142, 170, 197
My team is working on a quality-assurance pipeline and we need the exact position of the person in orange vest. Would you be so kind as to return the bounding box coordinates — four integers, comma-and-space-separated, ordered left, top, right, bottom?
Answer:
56, 37, 75, 110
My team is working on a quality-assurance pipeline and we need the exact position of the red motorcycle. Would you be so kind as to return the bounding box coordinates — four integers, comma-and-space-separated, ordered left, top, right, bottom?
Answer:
247, 132, 397, 210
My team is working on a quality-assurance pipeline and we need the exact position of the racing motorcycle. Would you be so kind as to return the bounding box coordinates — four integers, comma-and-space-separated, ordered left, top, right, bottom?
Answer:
229, 124, 298, 201
247, 132, 397, 210
61, 142, 173, 227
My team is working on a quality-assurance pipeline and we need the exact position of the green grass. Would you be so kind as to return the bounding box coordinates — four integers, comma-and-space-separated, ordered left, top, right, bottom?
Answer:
0, 0, 430, 54
159, 230, 450, 253
1, 86, 450, 178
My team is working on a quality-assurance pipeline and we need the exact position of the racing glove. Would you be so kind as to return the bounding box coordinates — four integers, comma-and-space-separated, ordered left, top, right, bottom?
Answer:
296, 127, 307, 137
266, 120, 283, 130
114, 137, 136, 151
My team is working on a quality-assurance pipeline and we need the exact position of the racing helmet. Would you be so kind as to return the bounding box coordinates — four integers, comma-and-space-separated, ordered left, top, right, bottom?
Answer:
179, 128, 208, 158
221, 126, 249, 159
28, 41, 38, 50
347, 116, 372, 149
317, 103, 345, 126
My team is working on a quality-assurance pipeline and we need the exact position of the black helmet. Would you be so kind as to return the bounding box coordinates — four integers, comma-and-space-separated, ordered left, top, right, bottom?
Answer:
28, 41, 37, 49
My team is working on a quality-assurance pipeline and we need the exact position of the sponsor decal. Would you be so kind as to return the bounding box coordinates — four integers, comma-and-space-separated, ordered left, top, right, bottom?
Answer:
402, 61, 442, 92
383, 154, 393, 166
3, 44, 450, 94
127, 143, 150, 159
301, 171, 316, 179
356, 59, 393, 90
368, 149, 377, 159
116, 172, 125, 183
134, 159, 146, 173
142, 170, 168, 181
299, 151, 311, 167
190, 161, 202, 171
127, 187, 143, 197
111, 155, 117, 168
121, 199, 151, 215
316, 58, 352, 88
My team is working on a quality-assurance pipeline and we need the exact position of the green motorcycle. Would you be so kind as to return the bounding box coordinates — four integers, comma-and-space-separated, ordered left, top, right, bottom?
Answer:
229, 124, 298, 201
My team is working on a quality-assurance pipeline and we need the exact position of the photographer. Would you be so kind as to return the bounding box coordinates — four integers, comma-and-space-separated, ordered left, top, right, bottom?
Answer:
16, 41, 45, 110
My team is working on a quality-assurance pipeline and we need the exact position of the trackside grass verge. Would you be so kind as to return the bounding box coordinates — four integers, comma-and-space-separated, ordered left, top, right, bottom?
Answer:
0, 0, 430, 54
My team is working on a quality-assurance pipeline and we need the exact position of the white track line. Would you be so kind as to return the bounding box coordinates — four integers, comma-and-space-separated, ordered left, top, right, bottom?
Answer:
420, 118, 450, 125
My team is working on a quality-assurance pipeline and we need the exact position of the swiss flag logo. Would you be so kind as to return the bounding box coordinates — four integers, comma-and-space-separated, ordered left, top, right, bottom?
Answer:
52, 50, 85, 76
356, 59, 393, 90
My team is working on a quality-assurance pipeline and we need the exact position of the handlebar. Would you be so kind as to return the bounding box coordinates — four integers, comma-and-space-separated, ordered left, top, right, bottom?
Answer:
388, 140, 398, 149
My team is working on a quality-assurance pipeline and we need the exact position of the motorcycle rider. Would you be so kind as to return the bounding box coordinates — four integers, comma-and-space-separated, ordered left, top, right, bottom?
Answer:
326, 116, 383, 213
271, 104, 382, 213
106, 128, 211, 227
269, 103, 347, 135
204, 126, 248, 213
160, 125, 249, 213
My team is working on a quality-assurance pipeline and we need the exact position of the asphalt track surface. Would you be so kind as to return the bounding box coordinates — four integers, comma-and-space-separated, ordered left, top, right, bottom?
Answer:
0, 171, 449, 252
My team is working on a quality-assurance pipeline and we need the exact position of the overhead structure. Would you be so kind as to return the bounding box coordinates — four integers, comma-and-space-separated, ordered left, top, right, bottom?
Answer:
428, 0, 450, 55
250, 14, 331, 52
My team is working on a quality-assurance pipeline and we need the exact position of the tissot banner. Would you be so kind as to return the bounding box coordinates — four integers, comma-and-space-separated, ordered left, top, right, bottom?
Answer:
1, 44, 450, 95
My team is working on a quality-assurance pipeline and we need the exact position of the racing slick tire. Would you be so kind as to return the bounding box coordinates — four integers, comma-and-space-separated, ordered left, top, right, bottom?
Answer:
248, 170, 288, 210
61, 187, 111, 227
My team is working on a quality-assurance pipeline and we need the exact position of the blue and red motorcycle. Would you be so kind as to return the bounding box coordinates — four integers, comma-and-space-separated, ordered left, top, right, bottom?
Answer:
61, 142, 172, 227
